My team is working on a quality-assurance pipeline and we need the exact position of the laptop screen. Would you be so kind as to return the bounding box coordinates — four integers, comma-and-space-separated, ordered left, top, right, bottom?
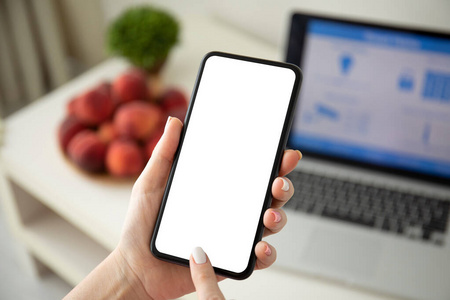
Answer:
287, 14, 450, 180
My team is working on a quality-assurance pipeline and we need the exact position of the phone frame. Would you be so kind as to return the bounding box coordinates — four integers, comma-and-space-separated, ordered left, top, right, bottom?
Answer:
150, 51, 302, 280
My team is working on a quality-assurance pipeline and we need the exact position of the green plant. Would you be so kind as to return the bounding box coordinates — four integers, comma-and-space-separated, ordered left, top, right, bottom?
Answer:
107, 6, 179, 73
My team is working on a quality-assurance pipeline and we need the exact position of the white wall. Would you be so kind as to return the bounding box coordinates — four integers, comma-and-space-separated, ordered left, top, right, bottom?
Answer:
101, 0, 450, 50
101, 0, 211, 24
56, 0, 106, 69
209, 0, 450, 48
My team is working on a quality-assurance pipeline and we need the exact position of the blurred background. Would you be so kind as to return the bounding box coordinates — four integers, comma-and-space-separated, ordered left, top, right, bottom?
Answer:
1, 0, 449, 118
0, 0, 449, 299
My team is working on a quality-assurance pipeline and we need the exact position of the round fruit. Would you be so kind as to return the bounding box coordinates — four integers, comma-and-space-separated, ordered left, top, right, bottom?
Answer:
106, 139, 145, 177
114, 101, 162, 141
67, 130, 107, 173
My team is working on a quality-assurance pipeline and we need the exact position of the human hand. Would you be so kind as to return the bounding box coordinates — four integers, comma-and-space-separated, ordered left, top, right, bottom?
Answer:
65, 116, 301, 300
117, 116, 301, 299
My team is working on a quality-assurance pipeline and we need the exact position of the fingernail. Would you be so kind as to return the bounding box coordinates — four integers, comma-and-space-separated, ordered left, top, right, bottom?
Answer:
264, 245, 272, 256
296, 150, 303, 160
192, 247, 206, 264
164, 116, 173, 132
280, 177, 289, 192
272, 210, 282, 223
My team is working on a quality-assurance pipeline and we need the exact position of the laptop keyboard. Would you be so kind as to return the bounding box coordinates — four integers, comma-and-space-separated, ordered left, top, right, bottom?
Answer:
285, 170, 450, 245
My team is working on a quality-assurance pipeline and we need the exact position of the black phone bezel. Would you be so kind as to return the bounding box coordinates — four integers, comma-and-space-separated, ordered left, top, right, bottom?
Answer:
150, 51, 302, 280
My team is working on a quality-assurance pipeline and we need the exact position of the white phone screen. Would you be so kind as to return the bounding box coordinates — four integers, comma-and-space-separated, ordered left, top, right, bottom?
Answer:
153, 53, 299, 276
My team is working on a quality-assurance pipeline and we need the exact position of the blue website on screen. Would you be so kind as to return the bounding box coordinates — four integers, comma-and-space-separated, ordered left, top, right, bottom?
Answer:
290, 19, 450, 178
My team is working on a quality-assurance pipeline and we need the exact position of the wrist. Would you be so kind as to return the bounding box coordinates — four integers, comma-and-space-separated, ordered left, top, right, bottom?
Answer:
111, 248, 153, 300
64, 249, 151, 300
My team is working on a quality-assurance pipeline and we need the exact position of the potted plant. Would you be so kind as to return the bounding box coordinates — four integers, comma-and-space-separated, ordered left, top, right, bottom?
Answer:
107, 6, 180, 74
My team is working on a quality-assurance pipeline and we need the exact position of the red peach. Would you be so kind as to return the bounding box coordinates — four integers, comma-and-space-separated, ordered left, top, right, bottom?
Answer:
160, 88, 188, 121
66, 96, 78, 117
58, 116, 87, 153
114, 101, 162, 141
74, 88, 114, 125
98, 121, 118, 144
95, 81, 112, 96
95, 81, 122, 108
156, 109, 169, 128
67, 130, 107, 173
106, 139, 145, 177
113, 69, 149, 103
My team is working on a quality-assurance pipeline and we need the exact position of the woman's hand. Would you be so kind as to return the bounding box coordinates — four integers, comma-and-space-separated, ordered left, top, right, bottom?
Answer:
65, 116, 301, 300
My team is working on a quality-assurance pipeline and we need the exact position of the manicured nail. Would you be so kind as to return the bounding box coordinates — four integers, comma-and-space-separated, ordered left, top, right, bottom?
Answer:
164, 116, 172, 132
280, 177, 289, 192
264, 245, 272, 256
296, 150, 303, 160
272, 210, 282, 223
192, 247, 206, 264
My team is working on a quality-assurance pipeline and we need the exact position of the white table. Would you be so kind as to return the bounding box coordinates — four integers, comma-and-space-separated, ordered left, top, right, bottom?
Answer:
0, 15, 394, 300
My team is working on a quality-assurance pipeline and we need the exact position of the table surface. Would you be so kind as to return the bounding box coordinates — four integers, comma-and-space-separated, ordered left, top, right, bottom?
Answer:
1, 14, 395, 300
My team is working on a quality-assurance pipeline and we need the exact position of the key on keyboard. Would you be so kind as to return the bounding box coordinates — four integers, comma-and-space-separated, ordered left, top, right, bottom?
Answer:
286, 170, 450, 245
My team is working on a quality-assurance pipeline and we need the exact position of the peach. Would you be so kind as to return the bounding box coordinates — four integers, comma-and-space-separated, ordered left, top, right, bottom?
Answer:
67, 130, 107, 173
113, 69, 149, 103
106, 139, 145, 177
160, 88, 188, 122
96, 81, 112, 97
66, 96, 78, 116
74, 88, 114, 126
98, 121, 118, 144
95, 81, 121, 107
58, 116, 87, 153
114, 101, 162, 141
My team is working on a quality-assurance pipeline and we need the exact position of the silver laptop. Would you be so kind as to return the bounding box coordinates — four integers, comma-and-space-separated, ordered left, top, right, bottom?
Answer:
268, 13, 450, 300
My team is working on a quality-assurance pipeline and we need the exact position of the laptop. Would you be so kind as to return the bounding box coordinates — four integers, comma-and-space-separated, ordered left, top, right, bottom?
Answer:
267, 12, 450, 300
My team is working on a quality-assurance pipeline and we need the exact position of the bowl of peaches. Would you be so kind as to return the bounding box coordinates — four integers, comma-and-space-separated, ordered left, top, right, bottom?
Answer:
58, 68, 188, 178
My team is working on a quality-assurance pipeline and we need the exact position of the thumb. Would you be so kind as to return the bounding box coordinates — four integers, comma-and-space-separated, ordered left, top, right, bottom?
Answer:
123, 116, 183, 240
133, 116, 183, 196
190, 247, 225, 300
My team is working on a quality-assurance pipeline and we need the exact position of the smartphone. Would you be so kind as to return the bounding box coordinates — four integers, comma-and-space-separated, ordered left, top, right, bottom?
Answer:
151, 51, 302, 280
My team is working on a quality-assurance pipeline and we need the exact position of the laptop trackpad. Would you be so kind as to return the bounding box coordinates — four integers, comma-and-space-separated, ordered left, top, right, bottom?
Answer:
301, 227, 382, 280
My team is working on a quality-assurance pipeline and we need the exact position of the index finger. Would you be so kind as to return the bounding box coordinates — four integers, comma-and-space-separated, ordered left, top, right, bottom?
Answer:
190, 247, 225, 300
279, 149, 302, 177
